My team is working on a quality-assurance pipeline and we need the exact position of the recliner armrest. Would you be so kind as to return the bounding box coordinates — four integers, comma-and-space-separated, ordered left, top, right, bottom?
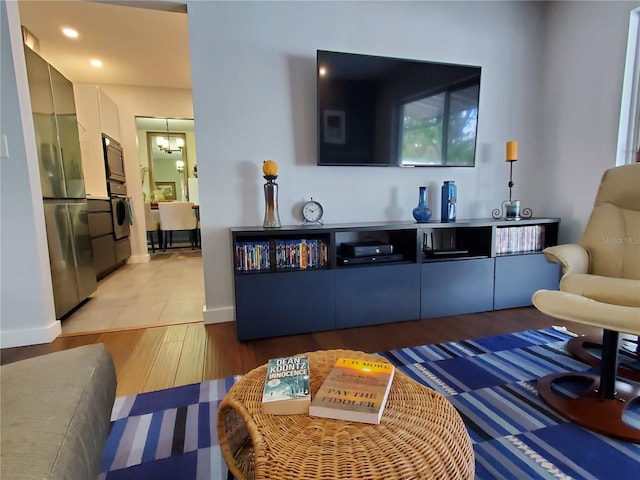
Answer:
560, 274, 640, 307
532, 289, 640, 335
542, 244, 589, 276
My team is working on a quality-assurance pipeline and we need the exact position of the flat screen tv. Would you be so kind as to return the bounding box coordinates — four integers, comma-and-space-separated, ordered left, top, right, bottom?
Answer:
317, 50, 481, 167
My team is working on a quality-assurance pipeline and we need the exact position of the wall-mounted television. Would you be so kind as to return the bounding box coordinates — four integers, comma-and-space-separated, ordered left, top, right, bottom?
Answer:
317, 50, 481, 167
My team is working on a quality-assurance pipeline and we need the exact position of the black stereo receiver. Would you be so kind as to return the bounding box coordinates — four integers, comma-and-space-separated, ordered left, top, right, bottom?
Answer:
341, 241, 394, 257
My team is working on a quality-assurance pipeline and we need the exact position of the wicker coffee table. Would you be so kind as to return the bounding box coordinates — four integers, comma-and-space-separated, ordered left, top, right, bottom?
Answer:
217, 349, 474, 479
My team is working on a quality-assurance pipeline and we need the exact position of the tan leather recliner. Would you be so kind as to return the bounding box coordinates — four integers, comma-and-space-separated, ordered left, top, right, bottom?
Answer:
532, 162, 640, 442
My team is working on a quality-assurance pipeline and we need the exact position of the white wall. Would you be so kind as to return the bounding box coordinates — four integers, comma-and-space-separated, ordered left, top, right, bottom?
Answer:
187, 0, 551, 323
529, 1, 638, 243
0, 1, 60, 348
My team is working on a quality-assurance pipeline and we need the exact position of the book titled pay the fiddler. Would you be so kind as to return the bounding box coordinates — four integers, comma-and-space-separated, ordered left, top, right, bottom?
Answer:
262, 355, 311, 415
309, 357, 395, 425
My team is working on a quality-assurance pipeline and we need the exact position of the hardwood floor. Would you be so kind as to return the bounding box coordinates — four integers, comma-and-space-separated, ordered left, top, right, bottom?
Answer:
0, 307, 601, 397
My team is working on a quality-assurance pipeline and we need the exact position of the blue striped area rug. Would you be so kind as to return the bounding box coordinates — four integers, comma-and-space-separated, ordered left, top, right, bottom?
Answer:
99, 328, 640, 479
98, 376, 240, 480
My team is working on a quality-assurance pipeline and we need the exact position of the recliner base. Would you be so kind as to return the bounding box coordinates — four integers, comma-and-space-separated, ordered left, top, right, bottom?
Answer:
537, 372, 640, 443
567, 335, 640, 382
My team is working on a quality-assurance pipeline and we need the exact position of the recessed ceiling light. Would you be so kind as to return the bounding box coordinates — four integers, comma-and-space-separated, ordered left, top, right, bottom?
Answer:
62, 28, 78, 38
90, 59, 103, 68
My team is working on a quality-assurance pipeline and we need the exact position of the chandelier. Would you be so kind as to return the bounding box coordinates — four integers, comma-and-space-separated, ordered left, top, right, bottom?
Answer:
156, 119, 184, 154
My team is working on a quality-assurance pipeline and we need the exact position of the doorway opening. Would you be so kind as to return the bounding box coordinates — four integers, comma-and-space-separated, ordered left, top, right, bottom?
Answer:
136, 117, 198, 205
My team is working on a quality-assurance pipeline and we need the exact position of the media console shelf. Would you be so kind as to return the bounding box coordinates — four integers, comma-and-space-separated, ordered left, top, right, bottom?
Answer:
231, 218, 560, 341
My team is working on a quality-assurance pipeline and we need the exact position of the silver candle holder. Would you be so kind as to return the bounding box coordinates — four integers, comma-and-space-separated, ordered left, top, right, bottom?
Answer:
492, 141, 532, 220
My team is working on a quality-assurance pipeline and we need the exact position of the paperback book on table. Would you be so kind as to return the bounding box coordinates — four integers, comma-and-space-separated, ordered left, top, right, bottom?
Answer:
309, 357, 395, 424
262, 355, 311, 415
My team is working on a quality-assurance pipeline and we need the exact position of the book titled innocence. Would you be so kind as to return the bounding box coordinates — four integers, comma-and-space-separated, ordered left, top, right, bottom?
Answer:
309, 357, 395, 424
262, 355, 311, 415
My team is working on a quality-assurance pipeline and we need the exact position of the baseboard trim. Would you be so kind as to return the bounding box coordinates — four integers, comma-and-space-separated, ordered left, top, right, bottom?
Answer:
203, 305, 234, 324
0, 320, 62, 348
128, 254, 150, 264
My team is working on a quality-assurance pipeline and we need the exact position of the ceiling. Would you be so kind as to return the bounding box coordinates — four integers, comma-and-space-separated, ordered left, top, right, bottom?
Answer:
17, 0, 191, 90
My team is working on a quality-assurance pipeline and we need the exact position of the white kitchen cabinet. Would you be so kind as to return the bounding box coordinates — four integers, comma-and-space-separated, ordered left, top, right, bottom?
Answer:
98, 90, 120, 142
75, 84, 106, 197
74, 85, 121, 198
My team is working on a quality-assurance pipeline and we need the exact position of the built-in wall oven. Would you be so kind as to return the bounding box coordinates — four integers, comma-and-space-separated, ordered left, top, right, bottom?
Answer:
103, 134, 125, 183
103, 135, 131, 263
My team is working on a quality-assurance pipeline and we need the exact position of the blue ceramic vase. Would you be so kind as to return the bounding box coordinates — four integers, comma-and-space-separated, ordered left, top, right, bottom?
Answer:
441, 181, 457, 222
412, 186, 432, 223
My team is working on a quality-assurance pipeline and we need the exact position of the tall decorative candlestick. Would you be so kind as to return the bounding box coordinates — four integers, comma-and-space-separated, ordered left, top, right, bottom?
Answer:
262, 160, 281, 228
492, 140, 532, 220
506, 141, 517, 203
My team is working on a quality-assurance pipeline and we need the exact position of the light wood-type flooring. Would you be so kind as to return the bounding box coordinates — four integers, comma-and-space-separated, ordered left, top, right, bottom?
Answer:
1, 306, 600, 398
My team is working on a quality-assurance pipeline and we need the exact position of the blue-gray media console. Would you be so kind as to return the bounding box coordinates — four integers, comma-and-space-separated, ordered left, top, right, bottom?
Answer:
231, 218, 560, 341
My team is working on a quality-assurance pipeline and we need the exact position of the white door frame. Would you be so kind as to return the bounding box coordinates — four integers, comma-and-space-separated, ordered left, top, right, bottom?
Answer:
617, 7, 640, 165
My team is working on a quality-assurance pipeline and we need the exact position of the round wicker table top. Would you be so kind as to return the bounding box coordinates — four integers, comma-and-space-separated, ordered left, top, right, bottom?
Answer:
217, 349, 474, 480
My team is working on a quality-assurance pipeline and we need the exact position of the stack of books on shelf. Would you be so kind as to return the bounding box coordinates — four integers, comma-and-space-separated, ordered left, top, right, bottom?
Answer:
275, 239, 328, 270
235, 241, 270, 272
235, 239, 328, 272
495, 225, 545, 254
262, 355, 395, 424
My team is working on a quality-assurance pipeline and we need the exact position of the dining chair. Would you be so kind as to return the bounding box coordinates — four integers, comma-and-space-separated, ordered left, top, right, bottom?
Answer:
144, 202, 161, 252
157, 202, 198, 251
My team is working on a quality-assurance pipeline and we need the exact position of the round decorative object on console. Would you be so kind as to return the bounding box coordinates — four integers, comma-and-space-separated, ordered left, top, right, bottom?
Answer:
262, 160, 278, 177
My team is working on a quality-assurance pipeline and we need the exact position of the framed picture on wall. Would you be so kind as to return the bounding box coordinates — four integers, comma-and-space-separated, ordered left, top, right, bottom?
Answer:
323, 110, 346, 144
155, 181, 176, 201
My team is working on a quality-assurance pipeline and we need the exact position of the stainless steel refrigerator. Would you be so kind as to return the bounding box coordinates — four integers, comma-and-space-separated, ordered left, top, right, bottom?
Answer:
24, 46, 97, 319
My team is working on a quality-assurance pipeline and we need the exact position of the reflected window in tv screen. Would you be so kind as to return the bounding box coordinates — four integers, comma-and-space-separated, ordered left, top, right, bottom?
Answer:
317, 50, 481, 167
400, 83, 479, 166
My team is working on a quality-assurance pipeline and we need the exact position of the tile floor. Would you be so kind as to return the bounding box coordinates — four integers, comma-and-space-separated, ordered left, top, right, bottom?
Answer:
61, 250, 204, 335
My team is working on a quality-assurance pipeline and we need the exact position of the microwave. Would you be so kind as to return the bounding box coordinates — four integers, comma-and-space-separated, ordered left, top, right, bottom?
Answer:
102, 134, 125, 183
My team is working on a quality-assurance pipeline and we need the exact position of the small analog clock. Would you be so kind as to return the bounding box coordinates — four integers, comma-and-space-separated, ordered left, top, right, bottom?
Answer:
302, 198, 324, 224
